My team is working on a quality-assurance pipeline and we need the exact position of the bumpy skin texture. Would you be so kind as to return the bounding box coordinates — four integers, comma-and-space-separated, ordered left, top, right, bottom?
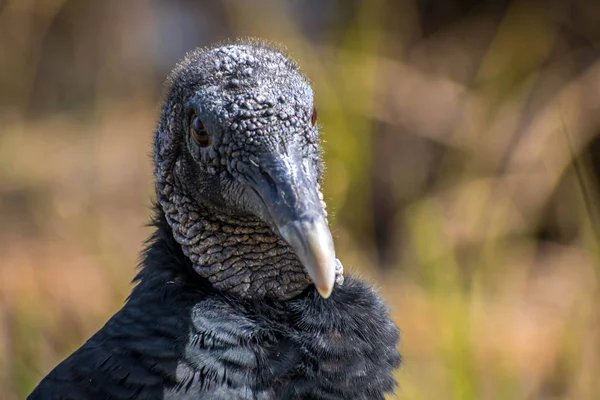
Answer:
156, 41, 331, 299
28, 40, 401, 399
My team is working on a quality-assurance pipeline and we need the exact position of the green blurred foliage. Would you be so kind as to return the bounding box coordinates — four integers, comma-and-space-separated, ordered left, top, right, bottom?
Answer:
2, 0, 600, 398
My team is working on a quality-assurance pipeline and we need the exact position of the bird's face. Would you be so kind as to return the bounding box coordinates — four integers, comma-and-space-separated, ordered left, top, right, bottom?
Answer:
160, 43, 336, 297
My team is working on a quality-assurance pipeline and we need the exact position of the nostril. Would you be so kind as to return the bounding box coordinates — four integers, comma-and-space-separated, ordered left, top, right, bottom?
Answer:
259, 166, 278, 196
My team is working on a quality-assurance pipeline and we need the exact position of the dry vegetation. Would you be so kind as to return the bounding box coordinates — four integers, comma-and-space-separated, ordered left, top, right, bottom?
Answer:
1, 0, 600, 399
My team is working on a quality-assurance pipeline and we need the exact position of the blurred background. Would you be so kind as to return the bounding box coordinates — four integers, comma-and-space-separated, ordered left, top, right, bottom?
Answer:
1, 0, 600, 398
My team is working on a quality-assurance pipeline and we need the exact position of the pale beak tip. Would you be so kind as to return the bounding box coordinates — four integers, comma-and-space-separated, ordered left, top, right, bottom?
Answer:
280, 216, 337, 300
316, 283, 334, 299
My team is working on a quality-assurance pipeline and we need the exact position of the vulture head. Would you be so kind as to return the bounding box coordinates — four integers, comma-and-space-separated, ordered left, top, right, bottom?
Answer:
154, 40, 342, 300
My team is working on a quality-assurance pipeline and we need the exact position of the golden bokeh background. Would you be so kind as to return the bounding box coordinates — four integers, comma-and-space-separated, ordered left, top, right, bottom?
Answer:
2, 0, 600, 398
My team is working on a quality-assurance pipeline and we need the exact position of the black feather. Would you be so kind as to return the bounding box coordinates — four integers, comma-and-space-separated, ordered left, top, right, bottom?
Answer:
29, 208, 401, 399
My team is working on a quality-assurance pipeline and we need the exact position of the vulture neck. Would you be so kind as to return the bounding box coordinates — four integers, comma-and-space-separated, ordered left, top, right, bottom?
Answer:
154, 171, 312, 301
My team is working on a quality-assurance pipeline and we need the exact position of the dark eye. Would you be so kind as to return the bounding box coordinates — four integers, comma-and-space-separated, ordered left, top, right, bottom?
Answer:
190, 115, 211, 147
311, 107, 318, 127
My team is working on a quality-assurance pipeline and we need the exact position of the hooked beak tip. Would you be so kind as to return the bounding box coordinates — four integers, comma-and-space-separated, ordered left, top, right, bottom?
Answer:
315, 282, 334, 299
280, 216, 336, 299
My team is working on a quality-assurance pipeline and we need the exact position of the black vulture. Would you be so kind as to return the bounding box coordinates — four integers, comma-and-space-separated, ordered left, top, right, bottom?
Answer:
28, 39, 401, 400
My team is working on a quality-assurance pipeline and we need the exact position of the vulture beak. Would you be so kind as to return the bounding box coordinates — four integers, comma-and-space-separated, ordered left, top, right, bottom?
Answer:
279, 216, 336, 298
249, 151, 336, 298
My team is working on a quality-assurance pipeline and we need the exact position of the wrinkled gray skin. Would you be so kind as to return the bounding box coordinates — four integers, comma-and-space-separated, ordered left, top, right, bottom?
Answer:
155, 40, 343, 300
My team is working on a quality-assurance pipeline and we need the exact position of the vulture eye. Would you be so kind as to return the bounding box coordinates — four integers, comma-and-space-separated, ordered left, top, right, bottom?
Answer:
311, 107, 318, 127
190, 115, 211, 147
